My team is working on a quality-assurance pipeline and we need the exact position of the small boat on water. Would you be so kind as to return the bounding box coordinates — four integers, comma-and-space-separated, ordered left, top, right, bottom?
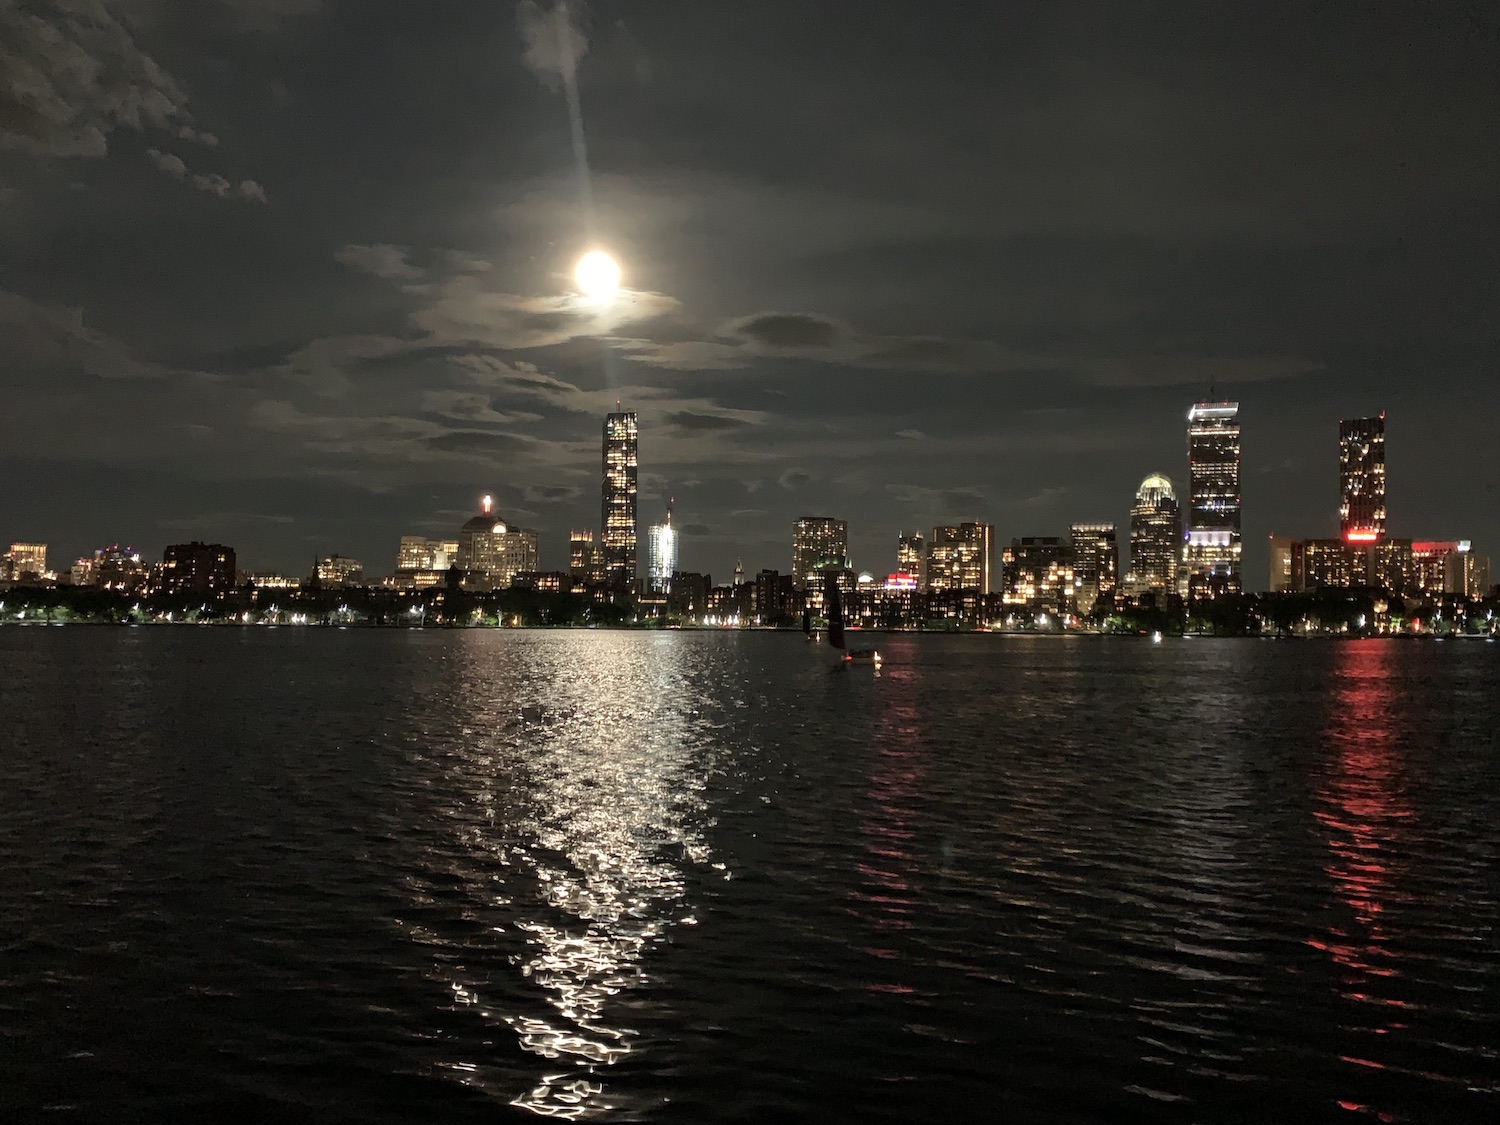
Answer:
824, 575, 881, 669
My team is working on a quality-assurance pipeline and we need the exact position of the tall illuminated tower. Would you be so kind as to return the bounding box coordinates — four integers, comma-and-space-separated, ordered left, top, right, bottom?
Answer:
1126, 473, 1182, 595
1184, 401, 1241, 591
647, 502, 678, 595
601, 411, 638, 588
1339, 413, 1386, 543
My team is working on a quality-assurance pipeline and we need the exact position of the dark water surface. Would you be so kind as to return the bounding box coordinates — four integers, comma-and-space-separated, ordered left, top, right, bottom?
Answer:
1, 630, 1496, 1123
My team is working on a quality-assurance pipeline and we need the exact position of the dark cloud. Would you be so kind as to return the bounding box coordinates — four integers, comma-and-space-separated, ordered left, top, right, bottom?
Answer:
732, 312, 841, 350
665, 410, 750, 432
522, 484, 582, 503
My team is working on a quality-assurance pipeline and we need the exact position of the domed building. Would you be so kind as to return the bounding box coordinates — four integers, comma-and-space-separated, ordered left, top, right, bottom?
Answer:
1126, 473, 1182, 597
456, 496, 539, 589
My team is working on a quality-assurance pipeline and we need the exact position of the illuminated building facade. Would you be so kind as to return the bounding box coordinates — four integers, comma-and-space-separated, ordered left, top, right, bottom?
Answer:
601, 411, 639, 588
647, 505, 678, 595
392, 536, 458, 588
5, 542, 48, 582
70, 544, 147, 591
396, 536, 458, 572
1070, 523, 1119, 615
1413, 541, 1488, 597
457, 496, 539, 589
159, 542, 237, 598
792, 516, 848, 589
1269, 536, 1418, 594
927, 523, 993, 593
1340, 413, 1386, 543
569, 530, 606, 586
1001, 536, 1074, 613
316, 554, 364, 587
1126, 473, 1182, 597
896, 532, 926, 589
1184, 401, 1242, 594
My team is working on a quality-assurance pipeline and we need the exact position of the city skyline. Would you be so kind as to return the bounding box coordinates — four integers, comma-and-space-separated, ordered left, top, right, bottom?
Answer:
1, 4, 1495, 588
4, 394, 1492, 593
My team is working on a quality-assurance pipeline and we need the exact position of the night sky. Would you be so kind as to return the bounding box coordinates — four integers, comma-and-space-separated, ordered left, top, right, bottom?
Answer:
3, 1, 1496, 584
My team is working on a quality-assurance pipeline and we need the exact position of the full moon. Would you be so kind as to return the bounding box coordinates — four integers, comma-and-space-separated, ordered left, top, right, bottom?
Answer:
574, 250, 622, 301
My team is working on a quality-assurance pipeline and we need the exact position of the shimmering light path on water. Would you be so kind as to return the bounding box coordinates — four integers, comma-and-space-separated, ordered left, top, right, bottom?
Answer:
1, 631, 1496, 1123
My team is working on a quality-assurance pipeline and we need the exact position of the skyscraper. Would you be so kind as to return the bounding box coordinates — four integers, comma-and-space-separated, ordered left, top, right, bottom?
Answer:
792, 516, 848, 589
647, 503, 678, 595
1340, 413, 1386, 543
1184, 401, 1242, 593
5, 542, 47, 581
457, 494, 539, 589
602, 411, 638, 588
1126, 473, 1182, 596
1070, 523, 1119, 615
896, 532, 926, 589
927, 523, 993, 593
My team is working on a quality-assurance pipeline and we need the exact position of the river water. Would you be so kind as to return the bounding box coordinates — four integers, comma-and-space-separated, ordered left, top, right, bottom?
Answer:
1, 630, 1495, 1123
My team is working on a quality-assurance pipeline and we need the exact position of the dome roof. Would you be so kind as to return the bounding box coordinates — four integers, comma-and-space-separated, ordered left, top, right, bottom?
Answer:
1136, 473, 1176, 503
461, 515, 508, 534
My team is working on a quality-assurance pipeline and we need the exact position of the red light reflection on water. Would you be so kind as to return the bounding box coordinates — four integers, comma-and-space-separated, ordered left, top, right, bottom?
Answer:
1312, 642, 1415, 1116
1310, 643, 1413, 990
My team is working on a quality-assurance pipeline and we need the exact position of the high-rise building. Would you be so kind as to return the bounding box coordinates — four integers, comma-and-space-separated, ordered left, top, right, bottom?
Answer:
1070, 523, 1119, 615
1126, 473, 1182, 596
393, 536, 459, 588
159, 542, 237, 598
71, 544, 147, 591
896, 532, 926, 589
1184, 401, 1242, 593
1340, 413, 1386, 543
457, 495, 539, 589
602, 411, 639, 588
316, 554, 365, 587
1268, 536, 1417, 594
1413, 540, 1487, 597
396, 536, 458, 572
6, 542, 48, 582
792, 516, 848, 589
927, 523, 993, 593
1001, 536, 1074, 614
647, 503, 678, 595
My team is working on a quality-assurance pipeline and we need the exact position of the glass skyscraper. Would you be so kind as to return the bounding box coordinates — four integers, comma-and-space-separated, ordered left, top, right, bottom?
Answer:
1126, 473, 1182, 596
1184, 401, 1241, 592
1339, 413, 1386, 543
601, 411, 638, 588
647, 504, 678, 595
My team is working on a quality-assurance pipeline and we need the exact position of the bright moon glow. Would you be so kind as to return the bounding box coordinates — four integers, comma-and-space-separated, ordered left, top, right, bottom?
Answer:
574, 250, 622, 301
